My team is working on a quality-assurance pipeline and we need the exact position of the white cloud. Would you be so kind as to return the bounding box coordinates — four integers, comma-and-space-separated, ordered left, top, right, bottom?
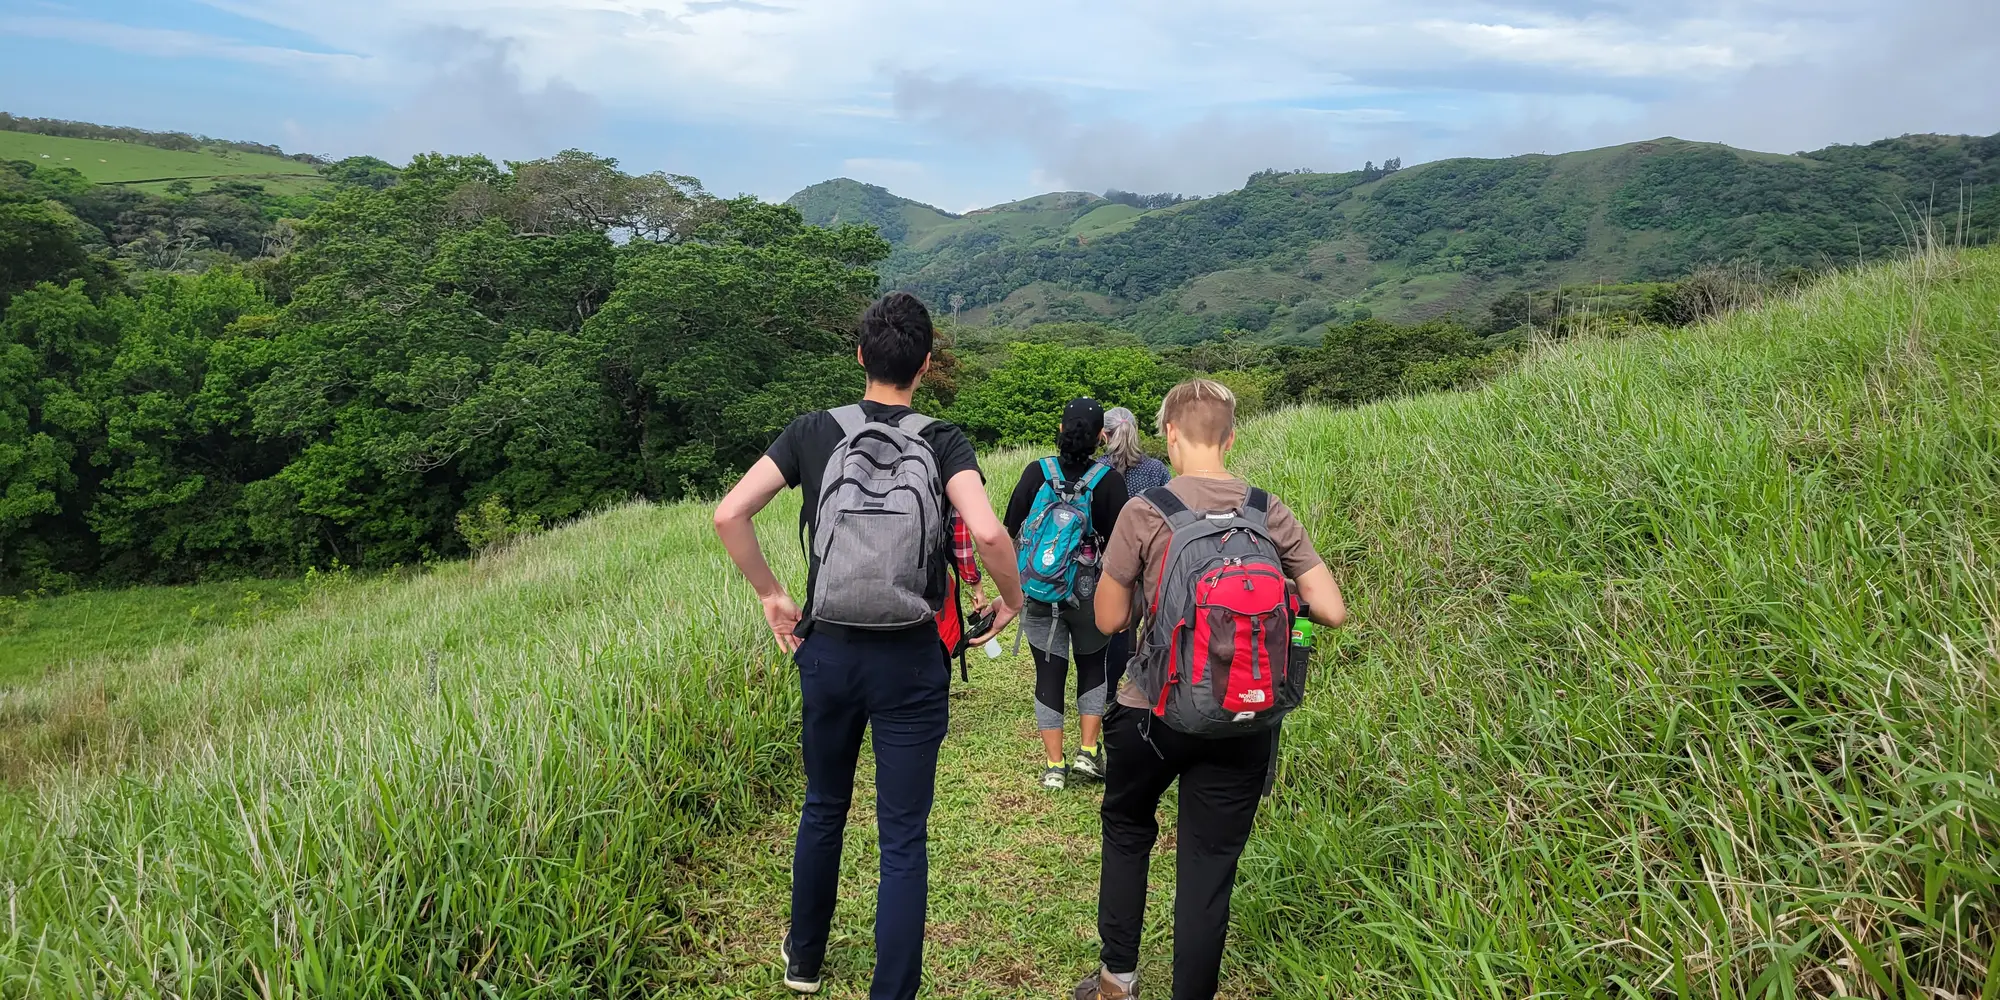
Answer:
1299, 108, 1409, 123
1416, 18, 1778, 78
175, 0, 1849, 121
346, 30, 602, 162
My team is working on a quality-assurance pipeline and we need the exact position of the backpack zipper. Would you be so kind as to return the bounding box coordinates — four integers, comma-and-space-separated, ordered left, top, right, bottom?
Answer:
1250, 618, 1264, 681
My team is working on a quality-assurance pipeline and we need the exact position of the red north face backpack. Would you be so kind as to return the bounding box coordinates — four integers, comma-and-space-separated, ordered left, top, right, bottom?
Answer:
1129, 486, 1307, 737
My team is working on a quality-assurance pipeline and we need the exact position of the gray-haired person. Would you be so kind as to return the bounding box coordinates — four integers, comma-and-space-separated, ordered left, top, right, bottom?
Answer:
1097, 407, 1169, 693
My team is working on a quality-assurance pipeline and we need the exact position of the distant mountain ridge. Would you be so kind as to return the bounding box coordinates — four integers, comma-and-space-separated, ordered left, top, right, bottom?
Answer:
789, 132, 2000, 344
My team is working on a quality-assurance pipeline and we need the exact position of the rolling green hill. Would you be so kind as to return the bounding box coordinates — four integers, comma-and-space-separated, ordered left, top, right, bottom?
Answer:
785, 177, 960, 244
0, 130, 325, 195
793, 133, 2000, 343
4, 250, 1995, 996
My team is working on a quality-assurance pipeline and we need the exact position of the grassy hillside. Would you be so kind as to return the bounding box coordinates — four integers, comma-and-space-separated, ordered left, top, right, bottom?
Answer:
0, 578, 344, 684
4, 250, 1996, 996
832, 133, 2000, 342
0, 501, 808, 994
785, 177, 959, 245
0, 130, 325, 195
1223, 245, 2000, 995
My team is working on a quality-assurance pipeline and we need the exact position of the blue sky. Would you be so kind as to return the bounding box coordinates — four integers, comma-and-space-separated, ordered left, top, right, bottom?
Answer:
2, 0, 1994, 211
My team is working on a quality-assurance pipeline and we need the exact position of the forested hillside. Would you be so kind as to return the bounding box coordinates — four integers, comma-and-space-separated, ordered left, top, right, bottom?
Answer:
9, 122, 1999, 591
802, 134, 2000, 342
785, 178, 959, 244
0, 133, 1550, 590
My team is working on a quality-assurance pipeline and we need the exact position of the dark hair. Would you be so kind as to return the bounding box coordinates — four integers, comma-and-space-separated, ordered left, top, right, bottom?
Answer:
1058, 397, 1104, 465
859, 292, 934, 389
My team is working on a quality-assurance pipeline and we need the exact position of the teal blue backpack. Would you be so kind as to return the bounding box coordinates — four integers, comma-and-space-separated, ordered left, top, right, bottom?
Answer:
1016, 457, 1111, 607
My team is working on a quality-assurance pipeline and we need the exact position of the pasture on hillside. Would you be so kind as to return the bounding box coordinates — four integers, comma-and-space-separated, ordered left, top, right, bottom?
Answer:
2, 250, 1997, 997
0, 130, 324, 194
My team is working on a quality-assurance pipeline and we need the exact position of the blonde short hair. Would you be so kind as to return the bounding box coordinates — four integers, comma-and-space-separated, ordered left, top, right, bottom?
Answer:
1155, 378, 1237, 445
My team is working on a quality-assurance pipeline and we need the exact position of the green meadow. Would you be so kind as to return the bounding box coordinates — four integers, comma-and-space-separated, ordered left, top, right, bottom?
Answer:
2, 250, 1996, 997
0, 130, 324, 195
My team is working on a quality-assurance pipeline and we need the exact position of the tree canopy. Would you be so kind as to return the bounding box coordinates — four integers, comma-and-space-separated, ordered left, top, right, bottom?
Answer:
1, 151, 889, 588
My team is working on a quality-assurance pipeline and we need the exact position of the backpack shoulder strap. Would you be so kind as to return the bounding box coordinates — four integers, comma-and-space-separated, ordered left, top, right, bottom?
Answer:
896, 412, 936, 436
1040, 456, 1066, 490
828, 404, 867, 438
1080, 461, 1112, 492
1238, 486, 1274, 530
1143, 486, 1202, 529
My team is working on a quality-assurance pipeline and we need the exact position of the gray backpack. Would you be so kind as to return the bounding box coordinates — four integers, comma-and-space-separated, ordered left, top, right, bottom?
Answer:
808, 404, 947, 629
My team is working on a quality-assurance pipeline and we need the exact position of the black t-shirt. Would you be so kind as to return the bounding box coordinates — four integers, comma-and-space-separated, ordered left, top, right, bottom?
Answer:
766, 402, 983, 635
1004, 456, 1128, 543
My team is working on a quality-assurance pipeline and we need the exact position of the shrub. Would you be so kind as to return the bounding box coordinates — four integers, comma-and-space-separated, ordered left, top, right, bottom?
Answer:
1643, 263, 1770, 325
1399, 350, 1517, 394
455, 495, 544, 555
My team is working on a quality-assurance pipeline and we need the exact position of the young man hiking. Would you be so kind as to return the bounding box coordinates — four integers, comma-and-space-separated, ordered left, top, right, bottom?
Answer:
713, 291, 1023, 999
1076, 379, 1347, 1000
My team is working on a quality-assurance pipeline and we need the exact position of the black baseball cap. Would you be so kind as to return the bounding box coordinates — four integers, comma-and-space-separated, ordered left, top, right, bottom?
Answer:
1063, 397, 1104, 436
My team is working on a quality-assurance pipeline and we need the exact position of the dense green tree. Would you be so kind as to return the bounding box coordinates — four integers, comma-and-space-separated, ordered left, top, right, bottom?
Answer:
321, 156, 403, 191
1, 149, 891, 586
948, 341, 1179, 446
0, 280, 120, 586
246, 154, 631, 565
589, 198, 888, 497
1276, 318, 1486, 406
79, 272, 283, 574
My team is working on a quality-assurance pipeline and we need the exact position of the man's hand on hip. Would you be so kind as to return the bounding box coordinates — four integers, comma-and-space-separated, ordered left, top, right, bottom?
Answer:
761, 592, 804, 652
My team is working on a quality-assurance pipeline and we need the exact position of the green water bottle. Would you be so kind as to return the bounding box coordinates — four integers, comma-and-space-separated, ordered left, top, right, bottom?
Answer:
1291, 606, 1314, 647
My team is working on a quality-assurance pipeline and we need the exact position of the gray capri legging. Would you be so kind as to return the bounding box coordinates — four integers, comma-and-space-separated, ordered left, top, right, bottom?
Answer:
1024, 600, 1109, 731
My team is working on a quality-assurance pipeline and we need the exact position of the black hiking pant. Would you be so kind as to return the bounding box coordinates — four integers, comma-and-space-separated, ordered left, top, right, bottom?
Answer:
1096, 703, 1274, 1000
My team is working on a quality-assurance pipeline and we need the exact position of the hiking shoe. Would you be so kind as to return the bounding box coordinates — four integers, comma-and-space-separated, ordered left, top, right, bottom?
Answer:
781, 933, 821, 994
1074, 969, 1139, 999
1071, 745, 1105, 781
1041, 764, 1068, 790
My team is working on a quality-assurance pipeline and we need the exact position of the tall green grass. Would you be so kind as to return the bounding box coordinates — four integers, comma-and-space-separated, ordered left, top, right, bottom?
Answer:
1228, 247, 2000, 996
1, 501, 806, 995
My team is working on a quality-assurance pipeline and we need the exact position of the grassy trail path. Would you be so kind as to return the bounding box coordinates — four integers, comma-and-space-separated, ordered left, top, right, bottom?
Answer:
671, 651, 1247, 999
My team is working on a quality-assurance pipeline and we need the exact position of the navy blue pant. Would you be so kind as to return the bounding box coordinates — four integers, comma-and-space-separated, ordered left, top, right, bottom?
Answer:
790, 627, 950, 1000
